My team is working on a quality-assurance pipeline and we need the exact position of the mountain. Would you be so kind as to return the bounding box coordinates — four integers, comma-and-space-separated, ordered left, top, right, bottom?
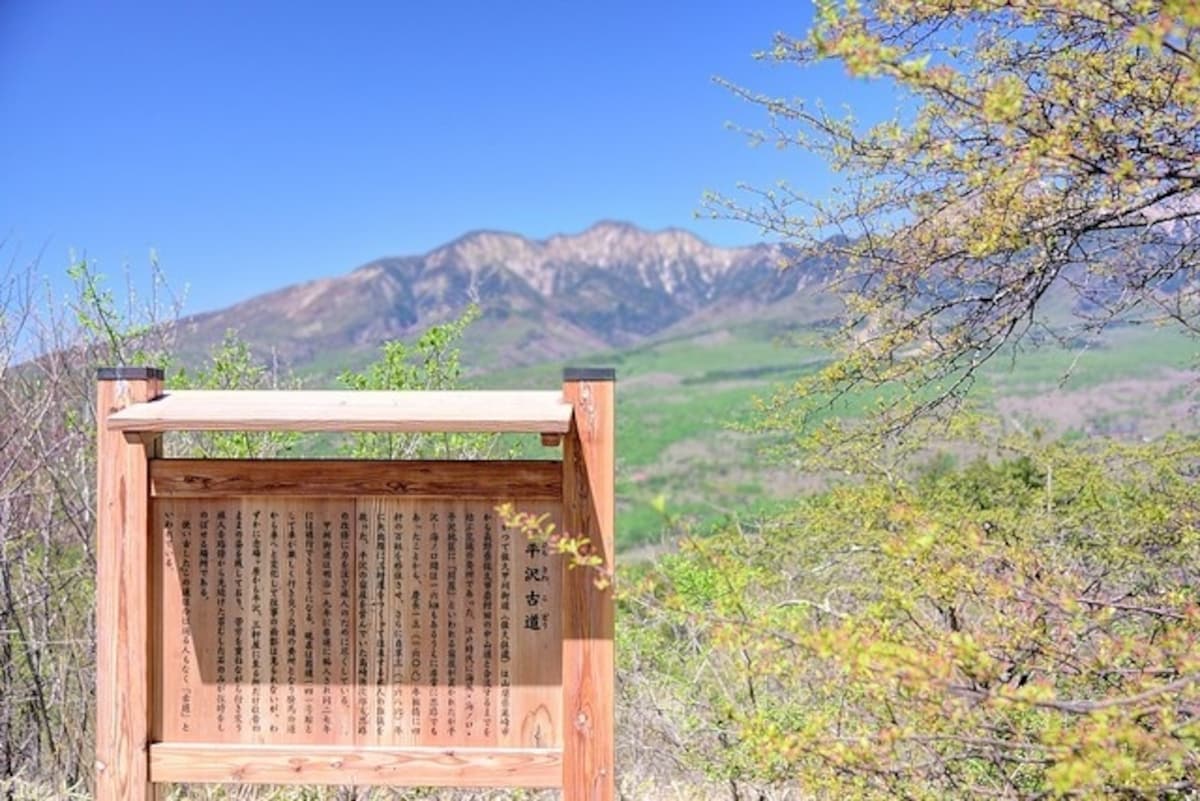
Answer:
176, 221, 833, 371
165, 219, 1200, 548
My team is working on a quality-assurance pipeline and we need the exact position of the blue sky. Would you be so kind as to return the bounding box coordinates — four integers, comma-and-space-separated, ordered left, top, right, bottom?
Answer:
1, 1, 892, 314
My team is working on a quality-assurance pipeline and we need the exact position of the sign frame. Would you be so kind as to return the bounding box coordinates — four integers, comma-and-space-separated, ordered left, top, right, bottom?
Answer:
94, 367, 614, 800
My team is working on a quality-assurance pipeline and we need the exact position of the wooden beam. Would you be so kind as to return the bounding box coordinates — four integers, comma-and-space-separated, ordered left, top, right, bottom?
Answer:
149, 459, 563, 499
560, 368, 616, 801
96, 367, 163, 801
107, 390, 574, 434
148, 743, 563, 787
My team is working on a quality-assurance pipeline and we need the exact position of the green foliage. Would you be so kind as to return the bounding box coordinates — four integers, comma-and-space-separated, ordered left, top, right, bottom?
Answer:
171, 330, 300, 458
711, 0, 1200, 444
66, 259, 151, 365
337, 304, 500, 459
684, 12, 1200, 793
66, 257, 177, 369
621, 433, 1200, 798
497, 504, 612, 590
489, 315, 1198, 548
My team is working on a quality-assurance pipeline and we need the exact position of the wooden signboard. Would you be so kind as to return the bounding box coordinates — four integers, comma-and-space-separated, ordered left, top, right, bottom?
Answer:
95, 368, 614, 800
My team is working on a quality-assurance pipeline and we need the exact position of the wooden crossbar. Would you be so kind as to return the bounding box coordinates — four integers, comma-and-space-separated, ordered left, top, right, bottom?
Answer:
107, 390, 574, 434
149, 743, 563, 786
149, 459, 563, 499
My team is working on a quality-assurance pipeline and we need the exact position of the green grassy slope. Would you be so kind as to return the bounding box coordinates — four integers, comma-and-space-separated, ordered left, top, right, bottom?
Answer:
471, 320, 1198, 550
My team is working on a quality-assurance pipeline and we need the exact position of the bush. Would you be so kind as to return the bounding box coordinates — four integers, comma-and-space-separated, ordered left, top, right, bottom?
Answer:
620, 434, 1200, 799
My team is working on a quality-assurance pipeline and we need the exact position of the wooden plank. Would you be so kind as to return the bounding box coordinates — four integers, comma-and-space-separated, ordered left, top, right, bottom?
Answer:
153, 496, 564, 751
154, 499, 358, 745
510, 501, 562, 749
151, 459, 563, 499
108, 390, 573, 434
561, 371, 616, 801
96, 368, 163, 801
148, 743, 563, 786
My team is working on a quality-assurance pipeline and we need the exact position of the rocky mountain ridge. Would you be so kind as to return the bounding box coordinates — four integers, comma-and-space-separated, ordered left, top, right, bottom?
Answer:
179, 221, 831, 369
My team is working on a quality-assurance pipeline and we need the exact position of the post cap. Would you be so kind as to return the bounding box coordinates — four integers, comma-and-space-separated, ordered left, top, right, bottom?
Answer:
563, 367, 616, 382
97, 366, 164, 381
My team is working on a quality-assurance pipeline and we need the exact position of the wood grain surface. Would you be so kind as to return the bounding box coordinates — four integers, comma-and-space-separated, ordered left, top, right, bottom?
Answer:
108, 390, 572, 434
150, 460, 562, 499
149, 743, 562, 786
153, 497, 563, 756
561, 377, 616, 801
96, 372, 162, 801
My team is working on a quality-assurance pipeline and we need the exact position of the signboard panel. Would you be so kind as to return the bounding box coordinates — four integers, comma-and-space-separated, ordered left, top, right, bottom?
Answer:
152, 496, 562, 750
97, 369, 613, 799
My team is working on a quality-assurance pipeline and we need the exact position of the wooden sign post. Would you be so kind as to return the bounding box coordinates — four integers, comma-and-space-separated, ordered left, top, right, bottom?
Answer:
95, 368, 615, 800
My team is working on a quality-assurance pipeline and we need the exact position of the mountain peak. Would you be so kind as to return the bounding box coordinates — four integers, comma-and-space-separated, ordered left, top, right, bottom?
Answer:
544, 220, 714, 268
579, 219, 643, 235
426, 228, 539, 273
